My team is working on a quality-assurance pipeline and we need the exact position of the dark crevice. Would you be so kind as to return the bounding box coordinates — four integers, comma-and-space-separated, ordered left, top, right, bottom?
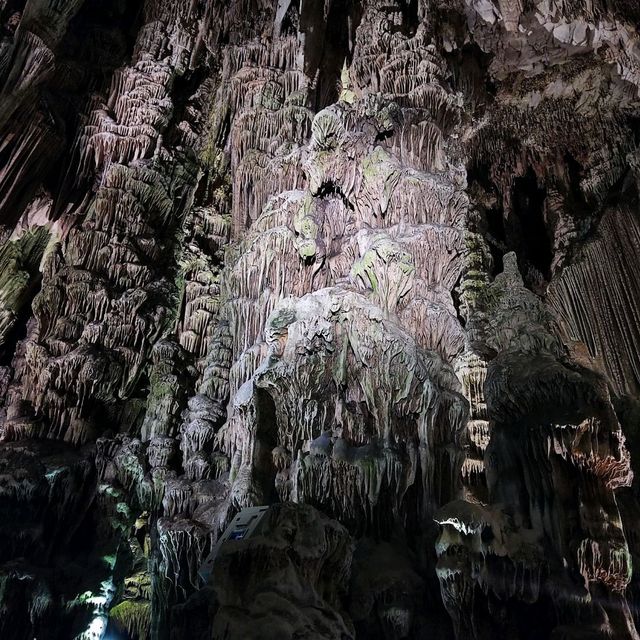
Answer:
0, 277, 39, 366
1, 0, 25, 18
0, 0, 25, 35
375, 129, 393, 143
485, 205, 506, 275
467, 162, 506, 276
564, 153, 585, 209
469, 163, 555, 283
388, 0, 419, 36
451, 273, 466, 328
279, 1, 299, 37
445, 44, 495, 118
302, 0, 362, 110
255, 389, 279, 504
165, 66, 210, 148
509, 168, 552, 282
315, 179, 355, 210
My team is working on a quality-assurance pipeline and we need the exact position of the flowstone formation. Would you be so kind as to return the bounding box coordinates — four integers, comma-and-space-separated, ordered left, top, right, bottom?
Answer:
0, 0, 639, 638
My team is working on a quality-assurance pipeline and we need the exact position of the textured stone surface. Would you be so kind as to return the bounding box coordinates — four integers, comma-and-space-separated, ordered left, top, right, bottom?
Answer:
0, 0, 639, 639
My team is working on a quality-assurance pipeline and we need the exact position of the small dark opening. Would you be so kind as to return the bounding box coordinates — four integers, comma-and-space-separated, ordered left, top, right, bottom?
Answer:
485, 205, 506, 275
255, 389, 279, 504
451, 277, 466, 328
467, 163, 506, 275
480, 525, 494, 544
565, 153, 584, 207
280, 2, 299, 37
165, 67, 209, 148
302, 0, 362, 110
561, 151, 595, 234
445, 44, 495, 117
511, 168, 552, 280
0, 280, 39, 367
391, 0, 419, 36
316, 179, 354, 210
375, 129, 393, 143
0, 0, 26, 32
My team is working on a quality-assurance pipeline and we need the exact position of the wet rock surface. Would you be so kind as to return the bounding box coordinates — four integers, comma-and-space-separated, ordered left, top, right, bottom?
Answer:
0, 0, 639, 638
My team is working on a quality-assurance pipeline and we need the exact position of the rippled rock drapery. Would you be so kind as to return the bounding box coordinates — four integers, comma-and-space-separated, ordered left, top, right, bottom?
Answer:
0, 0, 639, 638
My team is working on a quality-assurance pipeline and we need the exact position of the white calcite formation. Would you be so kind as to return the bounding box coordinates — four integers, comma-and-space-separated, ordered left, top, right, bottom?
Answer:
0, 1, 638, 639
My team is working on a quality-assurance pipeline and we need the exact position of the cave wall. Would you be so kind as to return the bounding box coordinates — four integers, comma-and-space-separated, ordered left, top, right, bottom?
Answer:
0, 0, 639, 638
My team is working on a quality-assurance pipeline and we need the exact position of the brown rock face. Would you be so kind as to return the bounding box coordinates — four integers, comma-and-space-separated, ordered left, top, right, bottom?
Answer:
0, 0, 639, 639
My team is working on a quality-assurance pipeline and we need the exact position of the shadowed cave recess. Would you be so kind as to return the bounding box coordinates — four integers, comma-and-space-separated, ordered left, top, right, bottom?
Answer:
1, 0, 640, 638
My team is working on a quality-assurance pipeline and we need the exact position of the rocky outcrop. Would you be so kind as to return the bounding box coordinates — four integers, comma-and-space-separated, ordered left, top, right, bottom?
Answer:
0, 0, 639, 639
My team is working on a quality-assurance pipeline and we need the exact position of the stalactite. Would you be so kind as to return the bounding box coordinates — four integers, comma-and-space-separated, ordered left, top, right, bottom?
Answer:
0, 0, 639, 638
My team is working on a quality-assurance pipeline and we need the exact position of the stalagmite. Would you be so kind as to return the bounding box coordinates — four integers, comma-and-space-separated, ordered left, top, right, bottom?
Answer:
0, 0, 638, 638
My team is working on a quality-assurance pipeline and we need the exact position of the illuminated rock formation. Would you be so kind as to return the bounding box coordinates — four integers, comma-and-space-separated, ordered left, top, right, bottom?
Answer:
0, 0, 639, 639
